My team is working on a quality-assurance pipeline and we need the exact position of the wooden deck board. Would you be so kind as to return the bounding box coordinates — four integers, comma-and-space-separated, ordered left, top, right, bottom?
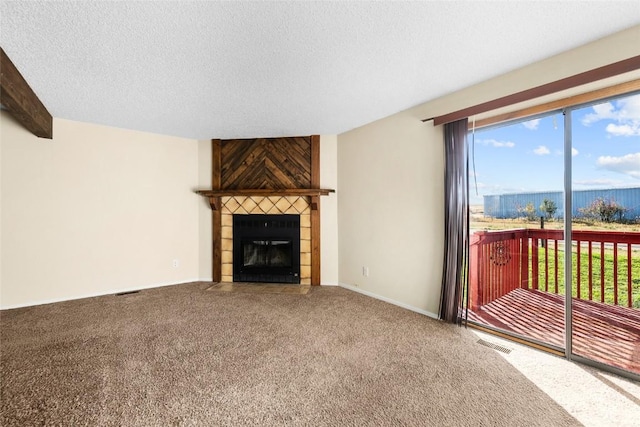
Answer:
467, 288, 640, 373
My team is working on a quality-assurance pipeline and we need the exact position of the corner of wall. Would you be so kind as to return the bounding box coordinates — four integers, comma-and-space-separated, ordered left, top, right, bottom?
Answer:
1, 115, 201, 308
320, 135, 339, 285
198, 139, 213, 281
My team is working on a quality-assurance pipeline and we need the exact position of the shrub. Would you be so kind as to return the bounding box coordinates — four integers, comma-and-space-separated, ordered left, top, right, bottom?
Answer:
578, 197, 627, 223
540, 198, 558, 221
517, 202, 538, 221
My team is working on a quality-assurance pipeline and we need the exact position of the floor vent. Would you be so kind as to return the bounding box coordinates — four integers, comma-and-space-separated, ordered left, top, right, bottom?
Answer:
115, 290, 140, 296
477, 339, 512, 354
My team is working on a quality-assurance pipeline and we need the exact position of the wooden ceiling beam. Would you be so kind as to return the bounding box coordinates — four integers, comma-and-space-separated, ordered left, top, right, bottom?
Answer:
1, 47, 53, 139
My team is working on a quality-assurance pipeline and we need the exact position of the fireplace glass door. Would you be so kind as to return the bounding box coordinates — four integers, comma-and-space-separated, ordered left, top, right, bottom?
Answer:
243, 239, 293, 268
233, 214, 300, 284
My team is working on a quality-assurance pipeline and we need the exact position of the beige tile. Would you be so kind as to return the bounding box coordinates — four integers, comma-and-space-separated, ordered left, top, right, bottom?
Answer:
221, 226, 233, 239
300, 227, 311, 240
241, 197, 258, 212
300, 240, 311, 253
285, 196, 299, 205
221, 214, 233, 227
222, 238, 233, 252
234, 196, 247, 206
300, 278, 311, 285
259, 198, 275, 213
275, 197, 292, 213
220, 197, 231, 213
300, 213, 311, 227
293, 197, 309, 213
300, 252, 311, 266
221, 263, 233, 276
300, 265, 311, 279
223, 197, 239, 213
221, 275, 233, 283
221, 251, 233, 264
284, 205, 298, 214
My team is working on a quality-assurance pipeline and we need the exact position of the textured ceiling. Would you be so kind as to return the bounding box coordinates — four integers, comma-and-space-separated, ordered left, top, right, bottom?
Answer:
1, 1, 640, 140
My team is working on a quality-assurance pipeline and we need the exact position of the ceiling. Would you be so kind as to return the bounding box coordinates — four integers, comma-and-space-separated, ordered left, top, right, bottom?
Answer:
1, 1, 639, 140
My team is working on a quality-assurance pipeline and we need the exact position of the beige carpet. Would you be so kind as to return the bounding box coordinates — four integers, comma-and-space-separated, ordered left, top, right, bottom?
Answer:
206, 282, 311, 294
1, 282, 580, 426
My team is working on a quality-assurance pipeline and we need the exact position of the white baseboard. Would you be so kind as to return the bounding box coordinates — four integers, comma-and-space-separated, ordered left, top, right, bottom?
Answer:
320, 282, 339, 286
0, 278, 202, 310
338, 283, 439, 320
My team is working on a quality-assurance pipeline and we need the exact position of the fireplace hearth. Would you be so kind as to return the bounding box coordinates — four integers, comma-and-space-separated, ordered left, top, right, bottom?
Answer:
233, 214, 301, 284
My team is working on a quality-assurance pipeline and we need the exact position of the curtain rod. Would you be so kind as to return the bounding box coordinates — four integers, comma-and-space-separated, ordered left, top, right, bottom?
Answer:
425, 55, 640, 126
472, 79, 640, 130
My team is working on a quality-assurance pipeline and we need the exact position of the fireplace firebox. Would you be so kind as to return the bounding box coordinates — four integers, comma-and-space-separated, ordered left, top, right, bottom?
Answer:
232, 214, 300, 284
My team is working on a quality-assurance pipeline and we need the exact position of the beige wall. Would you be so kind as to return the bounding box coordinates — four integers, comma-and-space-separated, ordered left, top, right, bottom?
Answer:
320, 135, 339, 285
0, 113, 200, 308
338, 115, 444, 316
337, 25, 640, 317
197, 140, 213, 280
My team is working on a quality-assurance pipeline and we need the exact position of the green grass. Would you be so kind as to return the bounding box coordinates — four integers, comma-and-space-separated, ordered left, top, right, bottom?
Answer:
530, 245, 640, 309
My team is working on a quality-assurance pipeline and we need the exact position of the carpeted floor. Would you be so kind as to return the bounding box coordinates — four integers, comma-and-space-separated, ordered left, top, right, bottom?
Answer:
1, 282, 580, 426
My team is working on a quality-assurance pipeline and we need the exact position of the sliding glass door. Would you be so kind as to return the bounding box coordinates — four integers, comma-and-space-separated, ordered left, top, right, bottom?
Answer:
568, 94, 640, 375
467, 112, 566, 351
467, 91, 640, 377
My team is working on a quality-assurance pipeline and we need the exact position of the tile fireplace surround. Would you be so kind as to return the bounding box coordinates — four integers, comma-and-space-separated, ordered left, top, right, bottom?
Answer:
220, 195, 312, 285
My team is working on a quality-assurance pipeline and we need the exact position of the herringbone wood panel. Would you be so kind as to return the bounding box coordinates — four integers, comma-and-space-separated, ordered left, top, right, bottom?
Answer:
221, 137, 311, 189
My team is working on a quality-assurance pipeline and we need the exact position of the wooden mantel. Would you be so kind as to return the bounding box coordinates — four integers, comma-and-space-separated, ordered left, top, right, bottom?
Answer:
196, 188, 334, 197
196, 188, 334, 211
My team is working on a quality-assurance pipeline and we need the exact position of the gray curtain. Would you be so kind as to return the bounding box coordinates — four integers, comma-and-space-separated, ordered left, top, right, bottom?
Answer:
439, 118, 469, 323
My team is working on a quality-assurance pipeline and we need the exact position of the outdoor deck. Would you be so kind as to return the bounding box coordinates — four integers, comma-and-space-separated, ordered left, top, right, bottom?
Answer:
467, 288, 640, 373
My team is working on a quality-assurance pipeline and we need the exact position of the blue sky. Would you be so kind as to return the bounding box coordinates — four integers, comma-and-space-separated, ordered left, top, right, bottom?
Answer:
471, 93, 640, 205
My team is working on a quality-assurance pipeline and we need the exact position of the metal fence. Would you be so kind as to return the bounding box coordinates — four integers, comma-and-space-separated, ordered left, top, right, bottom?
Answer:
483, 187, 640, 221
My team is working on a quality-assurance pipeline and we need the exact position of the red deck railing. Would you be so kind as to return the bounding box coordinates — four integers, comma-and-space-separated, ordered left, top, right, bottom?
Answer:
469, 228, 639, 311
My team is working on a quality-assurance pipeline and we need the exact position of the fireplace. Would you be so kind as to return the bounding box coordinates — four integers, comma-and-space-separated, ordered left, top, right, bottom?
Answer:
196, 135, 334, 285
233, 214, 301, 284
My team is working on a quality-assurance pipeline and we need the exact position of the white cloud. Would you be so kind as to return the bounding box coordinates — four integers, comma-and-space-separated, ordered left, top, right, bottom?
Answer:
522, 119, 540, 130
478, 138, 515, 148
582, 102, 616, 125
581, 94, 640, 137
572, 148, 579, 157
596, 152, 640, 179
533, 145, 550, 155
605, 123, 640, 136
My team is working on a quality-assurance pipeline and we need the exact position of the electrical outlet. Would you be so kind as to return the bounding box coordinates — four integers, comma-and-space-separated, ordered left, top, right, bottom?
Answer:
362, 266, 369, 277
172, 259, 180, 268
